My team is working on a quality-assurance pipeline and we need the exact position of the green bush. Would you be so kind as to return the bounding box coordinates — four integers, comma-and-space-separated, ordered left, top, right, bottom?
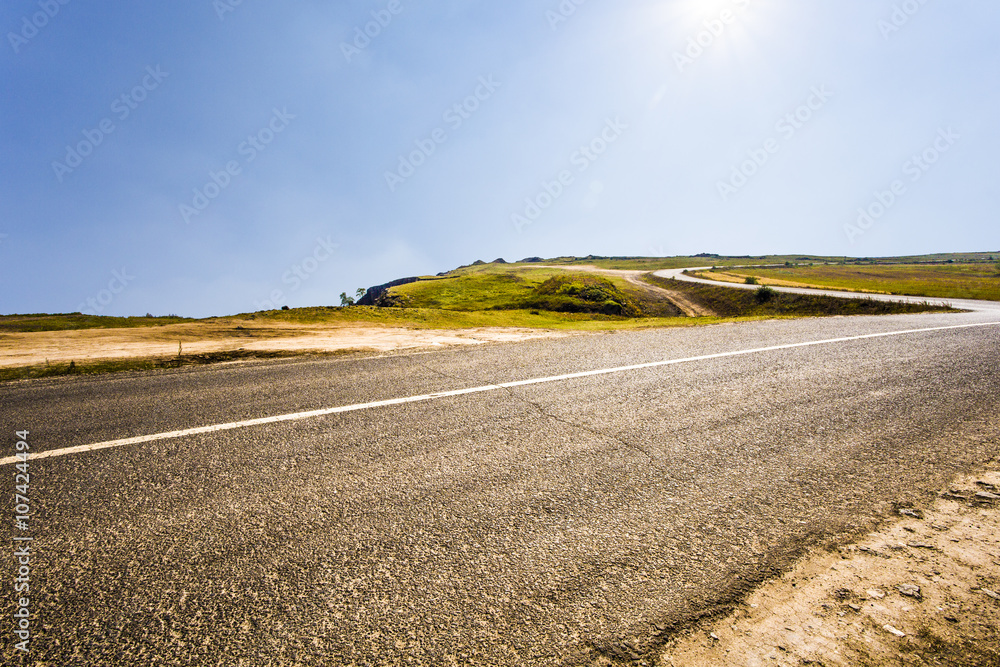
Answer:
754, 286, 777, 304
529, 275, 640, 316
744, 276, 759, 285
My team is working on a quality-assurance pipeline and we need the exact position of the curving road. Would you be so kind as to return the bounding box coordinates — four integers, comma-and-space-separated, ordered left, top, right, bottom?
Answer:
2, 275, 999, 665
656, 266, 1000, 314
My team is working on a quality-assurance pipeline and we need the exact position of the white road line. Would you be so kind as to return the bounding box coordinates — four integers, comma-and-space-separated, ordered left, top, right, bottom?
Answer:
4, 320, 998, 466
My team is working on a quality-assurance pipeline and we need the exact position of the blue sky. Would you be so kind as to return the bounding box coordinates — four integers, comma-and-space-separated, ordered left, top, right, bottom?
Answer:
2, 0, 998, 317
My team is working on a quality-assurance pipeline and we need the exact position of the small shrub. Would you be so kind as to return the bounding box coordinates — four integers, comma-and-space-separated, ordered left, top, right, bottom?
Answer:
754, 286, 776, 304
744, 276, 759, 285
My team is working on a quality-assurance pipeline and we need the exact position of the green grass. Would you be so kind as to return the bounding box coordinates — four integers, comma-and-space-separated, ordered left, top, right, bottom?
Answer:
388, 265, 647, 316
242, 304, 691, 330
0, 349, 357, 383
644, 274, 954, 318
258, 262, 954, 330
720, 263, 1000, 301
0, 313, 192, 333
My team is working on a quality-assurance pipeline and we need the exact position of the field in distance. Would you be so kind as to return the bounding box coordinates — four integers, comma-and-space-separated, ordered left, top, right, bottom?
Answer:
696, 258, 1000, 302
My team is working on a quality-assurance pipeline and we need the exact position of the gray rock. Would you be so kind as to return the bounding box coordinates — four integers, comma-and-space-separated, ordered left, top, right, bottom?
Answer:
897, 584, 922, 599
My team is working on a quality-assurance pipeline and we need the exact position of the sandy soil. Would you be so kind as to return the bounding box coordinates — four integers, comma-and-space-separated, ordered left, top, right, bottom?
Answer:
660, 462, 1000, 666
0, 320, 574, 368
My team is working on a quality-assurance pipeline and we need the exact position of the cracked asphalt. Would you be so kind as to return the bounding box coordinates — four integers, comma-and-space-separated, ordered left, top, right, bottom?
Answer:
3, 308, 1000, 665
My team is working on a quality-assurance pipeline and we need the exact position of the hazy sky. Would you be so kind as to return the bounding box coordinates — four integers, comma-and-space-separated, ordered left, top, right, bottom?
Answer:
2, 1, 998, 317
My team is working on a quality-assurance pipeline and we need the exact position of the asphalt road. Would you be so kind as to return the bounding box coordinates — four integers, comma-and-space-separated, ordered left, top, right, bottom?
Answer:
3, 299, 1000, 664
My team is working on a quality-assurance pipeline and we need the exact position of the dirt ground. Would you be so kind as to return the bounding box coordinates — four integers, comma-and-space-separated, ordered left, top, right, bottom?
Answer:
659, 461, 1000, 666
0, 319, 574, 368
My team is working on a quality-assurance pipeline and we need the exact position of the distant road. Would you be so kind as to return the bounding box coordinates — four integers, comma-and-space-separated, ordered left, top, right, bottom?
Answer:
2, 283, 999, 664
656, 266, 1000, 314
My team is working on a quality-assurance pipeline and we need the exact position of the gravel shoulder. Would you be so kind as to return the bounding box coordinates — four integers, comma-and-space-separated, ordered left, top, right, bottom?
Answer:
660, 462, 1000, 667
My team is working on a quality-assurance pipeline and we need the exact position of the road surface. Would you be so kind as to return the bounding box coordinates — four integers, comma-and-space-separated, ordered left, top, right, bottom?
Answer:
2, 288, 999, 664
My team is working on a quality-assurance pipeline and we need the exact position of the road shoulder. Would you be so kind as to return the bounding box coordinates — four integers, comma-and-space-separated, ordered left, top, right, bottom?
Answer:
660, 460, 1000, 666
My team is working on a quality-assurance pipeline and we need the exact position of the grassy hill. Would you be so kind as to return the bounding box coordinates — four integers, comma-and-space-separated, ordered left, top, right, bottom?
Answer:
387, 265, 653, 316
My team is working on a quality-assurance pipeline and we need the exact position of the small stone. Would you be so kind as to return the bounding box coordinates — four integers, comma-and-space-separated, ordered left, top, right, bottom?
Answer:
867, 589, 886, 600
848, 604, 861, 611
883, 624, 906, 638
833, 588, 852, 601
898, 584, 922, 599
709, 632, 720, 641
899, 508, 921, 518
907, 542, 935, 550
975, 491, 1000, 501
978, 588, 1000, 600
